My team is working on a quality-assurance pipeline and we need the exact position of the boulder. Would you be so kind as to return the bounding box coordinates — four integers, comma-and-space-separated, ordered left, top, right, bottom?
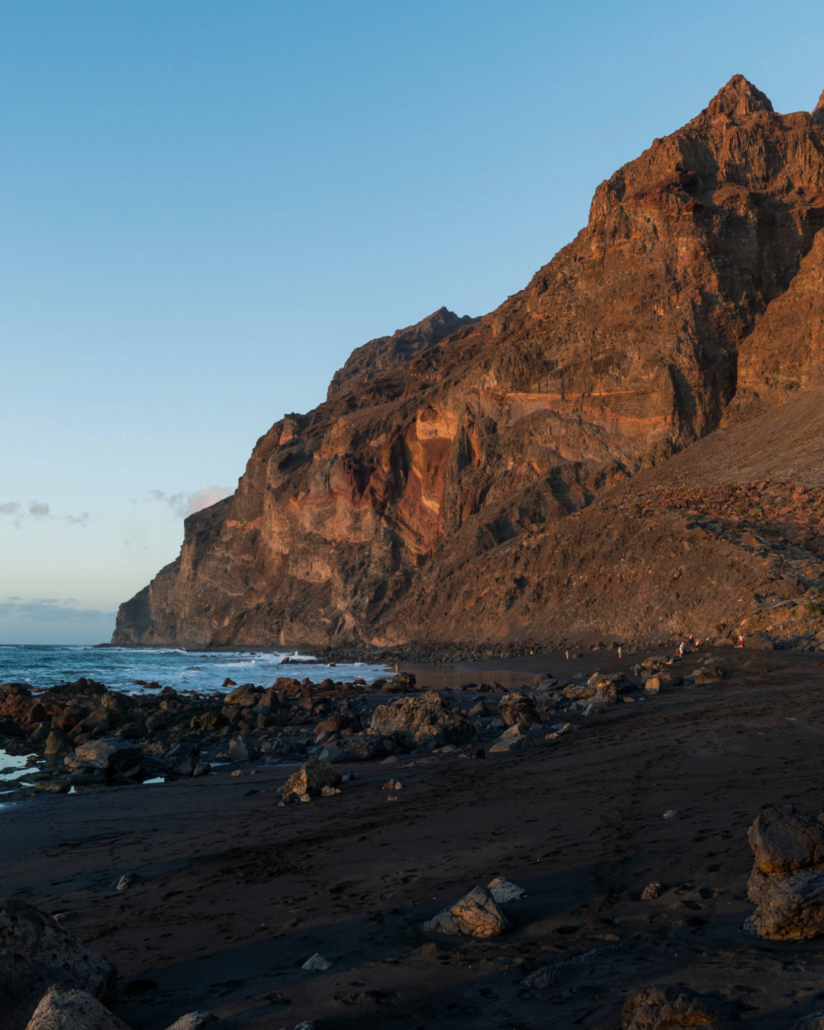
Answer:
166, 743, 200, 777
224, 684, 262, 706
282, 756, 340, 798
745, 805, 824, 940
371, 695, 476, 751
563, 683, 596, 701
748, 804, 824, 879
621, 985, 741, 1029
745, 869, 824, 941
44, 731, 73, 757
487, 877, 527, 903
24, 986, 128, 1030
324, 734, 393, 762
228, 737, 259, 763
498, 694, 541, 728
63, 738, 142, 774
423, 885, 510, 938
0, 900, 116, 1030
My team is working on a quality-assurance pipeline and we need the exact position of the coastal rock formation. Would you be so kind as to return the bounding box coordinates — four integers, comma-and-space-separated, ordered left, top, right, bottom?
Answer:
114, 76, 824, 649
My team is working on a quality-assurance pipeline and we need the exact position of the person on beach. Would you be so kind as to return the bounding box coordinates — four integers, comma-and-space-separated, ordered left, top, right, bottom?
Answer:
738, 634, 744, 648
679, 642, 685, 658
618, 645, 623, 659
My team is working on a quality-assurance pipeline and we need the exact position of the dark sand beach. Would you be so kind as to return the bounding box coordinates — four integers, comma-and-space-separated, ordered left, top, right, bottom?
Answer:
4, 649, 824, 1028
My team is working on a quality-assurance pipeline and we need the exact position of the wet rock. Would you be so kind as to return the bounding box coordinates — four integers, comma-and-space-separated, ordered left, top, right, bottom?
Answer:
282, 756, 340, 798
302, 953, 333, 971
487, 877, 527, 902
382, 778, 403, 791
193, 762, 211, 778
0, 900, 117, 1030
371, 694, 476, 751
423, 885, 510, 937
24, 986, 129, 1030
225, 684, 262, 706
64, 738, 142, 775
44, 731, 73, 757
621, 985, 741, 1029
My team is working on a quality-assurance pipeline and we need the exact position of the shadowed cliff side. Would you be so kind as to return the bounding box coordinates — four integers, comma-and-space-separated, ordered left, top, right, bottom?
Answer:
114, 75, 824, 649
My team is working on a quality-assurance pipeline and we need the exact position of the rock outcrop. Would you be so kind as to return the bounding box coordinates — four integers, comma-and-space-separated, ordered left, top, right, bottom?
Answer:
114, 76, 824, 650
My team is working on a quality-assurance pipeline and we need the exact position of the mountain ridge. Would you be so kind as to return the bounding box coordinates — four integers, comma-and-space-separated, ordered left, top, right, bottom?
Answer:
113, 75, 824, 650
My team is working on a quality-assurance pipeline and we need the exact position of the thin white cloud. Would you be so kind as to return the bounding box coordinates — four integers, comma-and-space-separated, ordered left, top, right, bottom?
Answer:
29, 501, 51, 517
0, 501, 20, 515
149, 485, 232, 518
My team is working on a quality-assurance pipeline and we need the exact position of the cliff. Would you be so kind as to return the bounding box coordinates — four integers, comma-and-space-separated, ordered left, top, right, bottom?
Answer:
113, 76, 824, 649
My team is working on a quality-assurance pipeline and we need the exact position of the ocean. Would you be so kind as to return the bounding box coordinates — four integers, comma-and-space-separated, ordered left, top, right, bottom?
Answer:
0, 644, 391, 696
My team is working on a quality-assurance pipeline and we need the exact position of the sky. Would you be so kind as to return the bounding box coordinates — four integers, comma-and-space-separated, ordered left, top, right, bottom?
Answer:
1, 0, 822, 644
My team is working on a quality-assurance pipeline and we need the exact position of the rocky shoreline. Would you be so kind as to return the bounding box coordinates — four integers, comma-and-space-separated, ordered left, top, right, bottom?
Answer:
6, 647, 824, 1027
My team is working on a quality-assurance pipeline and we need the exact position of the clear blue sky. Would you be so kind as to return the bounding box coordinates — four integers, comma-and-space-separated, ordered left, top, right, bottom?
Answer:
1, 0, 822, 644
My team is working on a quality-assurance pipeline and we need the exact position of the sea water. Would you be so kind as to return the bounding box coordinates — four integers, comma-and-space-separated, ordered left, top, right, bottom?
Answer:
0, 644, 390, 696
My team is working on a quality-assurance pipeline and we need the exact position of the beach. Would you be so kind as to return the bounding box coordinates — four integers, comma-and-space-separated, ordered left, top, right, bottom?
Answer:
3, 647, 824, 1028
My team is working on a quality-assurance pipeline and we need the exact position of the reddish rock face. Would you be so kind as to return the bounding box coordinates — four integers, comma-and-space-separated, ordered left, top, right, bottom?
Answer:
113, 76, 824, 649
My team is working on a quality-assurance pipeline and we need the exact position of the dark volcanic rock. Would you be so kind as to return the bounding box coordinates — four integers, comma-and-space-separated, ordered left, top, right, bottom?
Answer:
745, 804, 824, 940
327, 306, 477, 399
113, 76, 824, 651
371, 694, 476, 751
64, 738, 143, 774
0, 900, 117, 1030
24, 986, 129, 1030
621, 984, 741, 1029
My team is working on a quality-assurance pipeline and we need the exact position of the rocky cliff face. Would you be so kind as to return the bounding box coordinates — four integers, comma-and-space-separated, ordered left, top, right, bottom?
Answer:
327, 306, 478, 400
113, 76, 824, 649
